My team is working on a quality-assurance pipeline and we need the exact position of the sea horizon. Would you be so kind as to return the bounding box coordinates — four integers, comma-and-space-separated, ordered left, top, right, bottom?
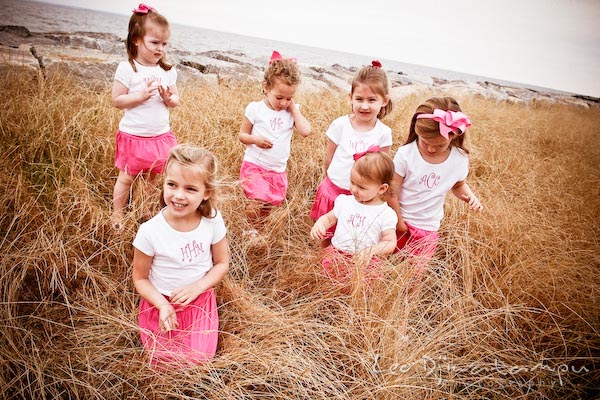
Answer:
1, 0, 583, 97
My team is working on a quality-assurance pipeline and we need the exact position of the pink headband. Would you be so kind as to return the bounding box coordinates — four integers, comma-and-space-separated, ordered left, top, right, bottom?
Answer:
269, 50, 297, 64
353, 145, 380, 161
416, 109, 472, 139
133, 3, 155, 14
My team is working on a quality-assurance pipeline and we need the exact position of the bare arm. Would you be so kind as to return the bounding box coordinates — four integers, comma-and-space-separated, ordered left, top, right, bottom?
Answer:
310, 211, 338, 240
387, 173, 408, 233
132, 248, 178, 332
238, 116, 273, 149
288, 100, 311, 137
451, 181, 483, 211
112, 80, 157, 110
324, 139, 338, 174
170, 237, 230, 306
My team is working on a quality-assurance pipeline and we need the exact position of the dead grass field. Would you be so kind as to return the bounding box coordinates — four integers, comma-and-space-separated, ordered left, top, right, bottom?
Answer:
1, 66, 599, 399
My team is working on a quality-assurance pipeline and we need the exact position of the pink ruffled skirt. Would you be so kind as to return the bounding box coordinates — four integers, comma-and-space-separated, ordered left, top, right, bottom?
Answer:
309, 176, 351, 220
138, 288, 218, 366
240, 161, 288, 206
115, 130, 177, 176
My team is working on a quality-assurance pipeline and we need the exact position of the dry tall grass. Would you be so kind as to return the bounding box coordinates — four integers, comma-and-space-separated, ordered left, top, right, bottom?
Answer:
1, 65, 599, 399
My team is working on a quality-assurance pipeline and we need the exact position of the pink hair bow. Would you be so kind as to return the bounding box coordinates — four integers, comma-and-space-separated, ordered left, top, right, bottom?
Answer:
371, 60, 382, 68
269, 50, 297, 64
416, 109, 472, 139
133, 3, 156, 14
353, 145, 380, 161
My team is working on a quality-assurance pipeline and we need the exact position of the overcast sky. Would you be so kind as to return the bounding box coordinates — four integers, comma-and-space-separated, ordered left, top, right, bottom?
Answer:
43, 0, 600, 97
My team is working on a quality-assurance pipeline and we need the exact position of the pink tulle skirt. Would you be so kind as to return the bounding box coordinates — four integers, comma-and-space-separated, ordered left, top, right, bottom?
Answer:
240, 161, 288, 206
115, 130, 177, 176
138, 288, 218, 366
309, 176, 351, 220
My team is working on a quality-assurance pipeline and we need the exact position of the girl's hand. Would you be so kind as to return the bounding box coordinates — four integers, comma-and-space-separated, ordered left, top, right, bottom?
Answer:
310, 221, 326, 240
461, 194, 484, 212
254, 136, 273, 149
139, 80, 158, 102
396, 219, 408, 234
157, 303, 178, 333
170, 284, 204, 307
286, 99, 296, 113
157, 85, 177, 106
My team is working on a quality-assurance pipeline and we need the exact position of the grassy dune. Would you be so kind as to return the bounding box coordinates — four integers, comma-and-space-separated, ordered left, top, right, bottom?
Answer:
1, 66, 599, 399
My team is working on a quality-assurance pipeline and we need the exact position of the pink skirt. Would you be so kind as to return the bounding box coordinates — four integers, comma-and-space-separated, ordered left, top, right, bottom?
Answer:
115, 130, 177, 176
310, 176, 351, 220
395, 222, 439, 271
322, 246, 382, 288
138, 288, 218, 366
240, 161, 288, 206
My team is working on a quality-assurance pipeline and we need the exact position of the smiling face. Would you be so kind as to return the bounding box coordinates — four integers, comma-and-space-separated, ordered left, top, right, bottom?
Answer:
264, 78, 297, 111
135, 20, 170, 66
162, 162, 211, 225
350, 82, 388, 128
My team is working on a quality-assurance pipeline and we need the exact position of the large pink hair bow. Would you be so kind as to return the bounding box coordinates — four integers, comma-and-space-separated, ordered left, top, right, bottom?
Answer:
269, 50, 297, 64
353, 145, 380, 161
416, 109, 472, 139
133, 3, 155, 14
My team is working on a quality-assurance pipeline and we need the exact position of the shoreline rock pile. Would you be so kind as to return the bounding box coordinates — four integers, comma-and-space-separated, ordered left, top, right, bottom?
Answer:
1, 25, 597, 108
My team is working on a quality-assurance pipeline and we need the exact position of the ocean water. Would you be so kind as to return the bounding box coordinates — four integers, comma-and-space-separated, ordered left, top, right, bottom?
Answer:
0, 0, 567, 94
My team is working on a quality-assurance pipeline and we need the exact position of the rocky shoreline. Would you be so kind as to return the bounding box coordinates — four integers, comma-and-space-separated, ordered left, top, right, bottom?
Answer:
1, 25, 598, 108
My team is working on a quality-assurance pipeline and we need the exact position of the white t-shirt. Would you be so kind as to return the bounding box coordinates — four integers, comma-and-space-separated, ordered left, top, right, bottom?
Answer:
326, 115, 393, 190
393, 140, 469, 231
331, 194, 398, 254
242, 100, 298, 173
133, 209, 227, 296
114, 60, 177, 136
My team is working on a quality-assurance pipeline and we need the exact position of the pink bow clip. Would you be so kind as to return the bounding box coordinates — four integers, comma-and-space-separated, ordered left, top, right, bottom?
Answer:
416, 109, 472, 139
353, 145, 381, 161
371, 60, 382, 68
269, 50, 297, 64
133, 3, 155, 14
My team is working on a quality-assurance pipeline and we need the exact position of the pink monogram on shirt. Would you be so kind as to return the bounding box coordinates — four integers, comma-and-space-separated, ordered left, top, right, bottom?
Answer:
180, 240, 205, 262
270, 117, 283, 131
347, 213, 366, 228
418, 173, 441, 189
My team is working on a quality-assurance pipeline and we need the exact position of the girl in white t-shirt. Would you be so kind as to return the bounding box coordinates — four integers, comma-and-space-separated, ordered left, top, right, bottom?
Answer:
238, 51, 312, 238
310, 61, 393, 247
389, 96, 483, 281
133, 144, 229, 366
311, 151, 397, 290
111, 4, 180, 230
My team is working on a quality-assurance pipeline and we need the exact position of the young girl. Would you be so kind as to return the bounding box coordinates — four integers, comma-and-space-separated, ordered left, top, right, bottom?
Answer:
132, 144, 229, 366
238, 51, 311, 238
311, 151, 397, 288
389, 96, 483, 279
111, 4, 180, 230
310, 61, 393, 246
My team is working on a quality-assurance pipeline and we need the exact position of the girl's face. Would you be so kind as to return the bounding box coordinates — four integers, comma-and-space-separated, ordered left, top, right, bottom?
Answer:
264, 79, 297, 111
349, 167, 388, 205
163, 162, 210, 222
135, 20, 170, 66
350, 82, 388, 124
416, 134, 452, 159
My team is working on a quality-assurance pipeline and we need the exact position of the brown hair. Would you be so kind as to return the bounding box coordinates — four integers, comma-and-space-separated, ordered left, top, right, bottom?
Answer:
162, 144, 219, 218
352, 151, 395, 187
405, 96, 470, 154
126, 9, 172, 72
351, 63, 393, 119
263, 58, 301, 90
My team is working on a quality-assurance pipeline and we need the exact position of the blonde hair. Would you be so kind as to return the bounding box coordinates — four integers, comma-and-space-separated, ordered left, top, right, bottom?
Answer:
126, 8, 172, 72
351, 63, 393, 119
162, 144, 219, 218
352, 151, 395, 187
263, 59, 301, 90
405, 96, 469, 153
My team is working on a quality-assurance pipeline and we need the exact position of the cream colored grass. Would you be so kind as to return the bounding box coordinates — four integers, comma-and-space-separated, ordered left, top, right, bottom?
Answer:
1, 66, 599, 399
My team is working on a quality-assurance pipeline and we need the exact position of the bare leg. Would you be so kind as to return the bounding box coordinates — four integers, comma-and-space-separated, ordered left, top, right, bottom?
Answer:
244, 200, 271, 232
112, 170, 134, 229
